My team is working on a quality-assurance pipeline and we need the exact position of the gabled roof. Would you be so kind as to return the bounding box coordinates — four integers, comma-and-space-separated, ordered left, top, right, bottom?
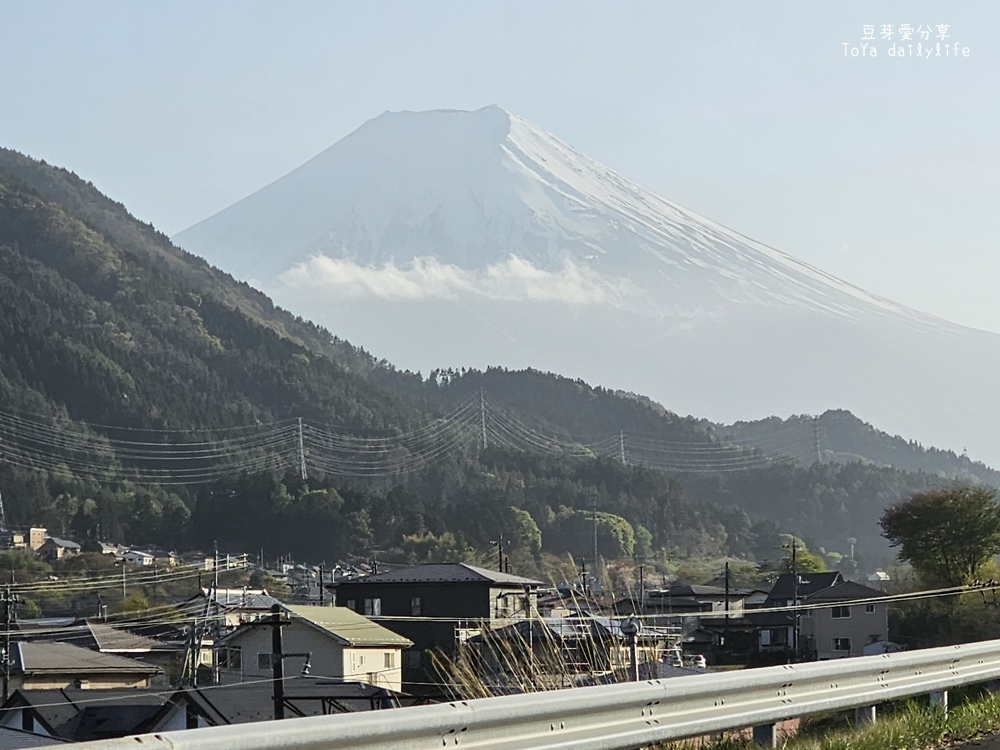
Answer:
335, 563, 542, 586
158, 682, 415, 725
285, 605, 412, 648
1, 689, 165, 742
12, 642, 161, 676
192, 588, 281, 610
651, 584, 729, 598
40, 538, 80, 550
86, 622, 167, 654
767, 571, 844, 602
804, 580, 885, 603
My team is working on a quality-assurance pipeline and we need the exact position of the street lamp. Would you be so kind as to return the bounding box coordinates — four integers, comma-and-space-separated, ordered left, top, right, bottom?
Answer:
620, 616, 641, 682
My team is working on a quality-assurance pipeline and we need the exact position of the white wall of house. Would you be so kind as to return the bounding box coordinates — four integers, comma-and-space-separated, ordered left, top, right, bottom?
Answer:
218, 620, 404, 692
800, 601, 888, 659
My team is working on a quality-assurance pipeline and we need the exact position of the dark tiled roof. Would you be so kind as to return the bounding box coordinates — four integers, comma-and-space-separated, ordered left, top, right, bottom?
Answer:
804, 580, 884, 602
767, 572, 844, 601
336, 563, 542, 586
13, 642, 161, 675
42, 538, 81, 549
171, 682, 413, 724
2, 689, 166, 741
651, 584, 728, 597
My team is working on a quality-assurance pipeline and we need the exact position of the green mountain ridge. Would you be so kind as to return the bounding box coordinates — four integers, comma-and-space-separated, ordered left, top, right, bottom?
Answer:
0, 147, 991, 575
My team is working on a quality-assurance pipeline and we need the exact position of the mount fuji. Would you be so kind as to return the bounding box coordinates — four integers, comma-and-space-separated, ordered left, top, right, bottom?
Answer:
175, 106, 1000, 467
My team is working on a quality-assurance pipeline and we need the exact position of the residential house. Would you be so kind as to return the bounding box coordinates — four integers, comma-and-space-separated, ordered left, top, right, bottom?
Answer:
36, 538, 81, 563
184, 588, 283, 630
215, 604, 412, 692
27, 528, 46, 552
122, 550, 154, 567
799, 581, 889, 659
332, 563, 543, 693
7, 642, 162, 692
148, 682, 417, 730
0, 689, 166, 742
0, 681, 415, 741
135, 547, 178, 567
469, 611, 673, 689
753, 571, 845, 661
0, 530, 26, 551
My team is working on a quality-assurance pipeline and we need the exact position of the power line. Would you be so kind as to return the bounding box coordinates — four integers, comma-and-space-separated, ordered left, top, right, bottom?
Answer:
0, 392, 830, 484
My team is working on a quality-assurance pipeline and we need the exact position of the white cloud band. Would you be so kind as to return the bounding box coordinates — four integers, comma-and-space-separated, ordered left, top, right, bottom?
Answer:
274, 254, 613, 305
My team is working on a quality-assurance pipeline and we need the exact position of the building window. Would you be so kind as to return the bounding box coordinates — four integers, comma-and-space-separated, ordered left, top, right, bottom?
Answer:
364, 598, 382, 616
865, 604, 876, 614
411, 597, 422, 616
218, 647, 242, 670
832, 638, 852, 652
832, 606, 851, 619
760, 630, 771, 646
346, 599, 356, 611
257, 652, 273, 670
384, 652, 395, 669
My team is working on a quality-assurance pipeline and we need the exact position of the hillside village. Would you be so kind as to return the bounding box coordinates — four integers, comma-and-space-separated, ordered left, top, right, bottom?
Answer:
0, 522, 900, 744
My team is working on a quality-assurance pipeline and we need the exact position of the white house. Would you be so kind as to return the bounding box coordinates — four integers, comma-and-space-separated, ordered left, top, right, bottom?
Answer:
123, 550, 155, 566
215, 605, 412, 692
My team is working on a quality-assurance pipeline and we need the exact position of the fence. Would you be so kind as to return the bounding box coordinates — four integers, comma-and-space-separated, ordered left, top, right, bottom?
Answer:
42, 638, 1000, 750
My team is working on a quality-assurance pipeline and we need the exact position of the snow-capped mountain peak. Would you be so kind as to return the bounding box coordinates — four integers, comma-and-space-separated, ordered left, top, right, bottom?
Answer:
175, 106, 949, 331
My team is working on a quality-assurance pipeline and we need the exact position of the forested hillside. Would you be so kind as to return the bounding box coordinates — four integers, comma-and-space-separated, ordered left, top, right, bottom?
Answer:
720, 410, 1000, 487
0, 149, 989, 574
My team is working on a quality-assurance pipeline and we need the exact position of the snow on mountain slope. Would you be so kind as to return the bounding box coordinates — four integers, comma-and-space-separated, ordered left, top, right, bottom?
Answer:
174, 106, 1000, 466
175, 106, 954, 332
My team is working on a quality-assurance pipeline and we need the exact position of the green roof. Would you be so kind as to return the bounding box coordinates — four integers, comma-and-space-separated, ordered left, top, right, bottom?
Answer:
286, 605, 412, 648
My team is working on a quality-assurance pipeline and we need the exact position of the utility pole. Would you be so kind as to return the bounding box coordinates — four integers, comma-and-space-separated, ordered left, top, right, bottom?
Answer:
270, 604, 286, 721
590, 490, 599, 569
297, 418, 308, 480
480, 388, 488, 450
789, 540, 800, 662
813, 416, 821, 464
318, 565, 325, 605
579, 557, 589, 598
723, 562, 730, 652
2, 585, 21, 701
490, 533, 509, 573
619, 430, 626, 464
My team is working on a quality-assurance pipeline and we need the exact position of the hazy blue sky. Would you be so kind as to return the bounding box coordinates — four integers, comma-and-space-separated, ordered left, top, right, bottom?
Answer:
3, 1, 998, 331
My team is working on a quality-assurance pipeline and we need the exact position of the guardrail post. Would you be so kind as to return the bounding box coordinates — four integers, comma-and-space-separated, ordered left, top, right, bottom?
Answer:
752, 722, 777, 747
931, 690, 948, 715
854, 705, 876, 726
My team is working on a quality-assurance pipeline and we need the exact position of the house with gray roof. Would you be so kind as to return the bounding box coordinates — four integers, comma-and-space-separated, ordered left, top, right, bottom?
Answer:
799, 580, 890, 660
332, 563, 542, 694
0, 689, 165, 742
8, 642, 162, 692
215, 604, 411, 692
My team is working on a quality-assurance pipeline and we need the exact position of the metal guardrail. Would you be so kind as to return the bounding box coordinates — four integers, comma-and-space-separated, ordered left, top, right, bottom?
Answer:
52, 639, 1000, 750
